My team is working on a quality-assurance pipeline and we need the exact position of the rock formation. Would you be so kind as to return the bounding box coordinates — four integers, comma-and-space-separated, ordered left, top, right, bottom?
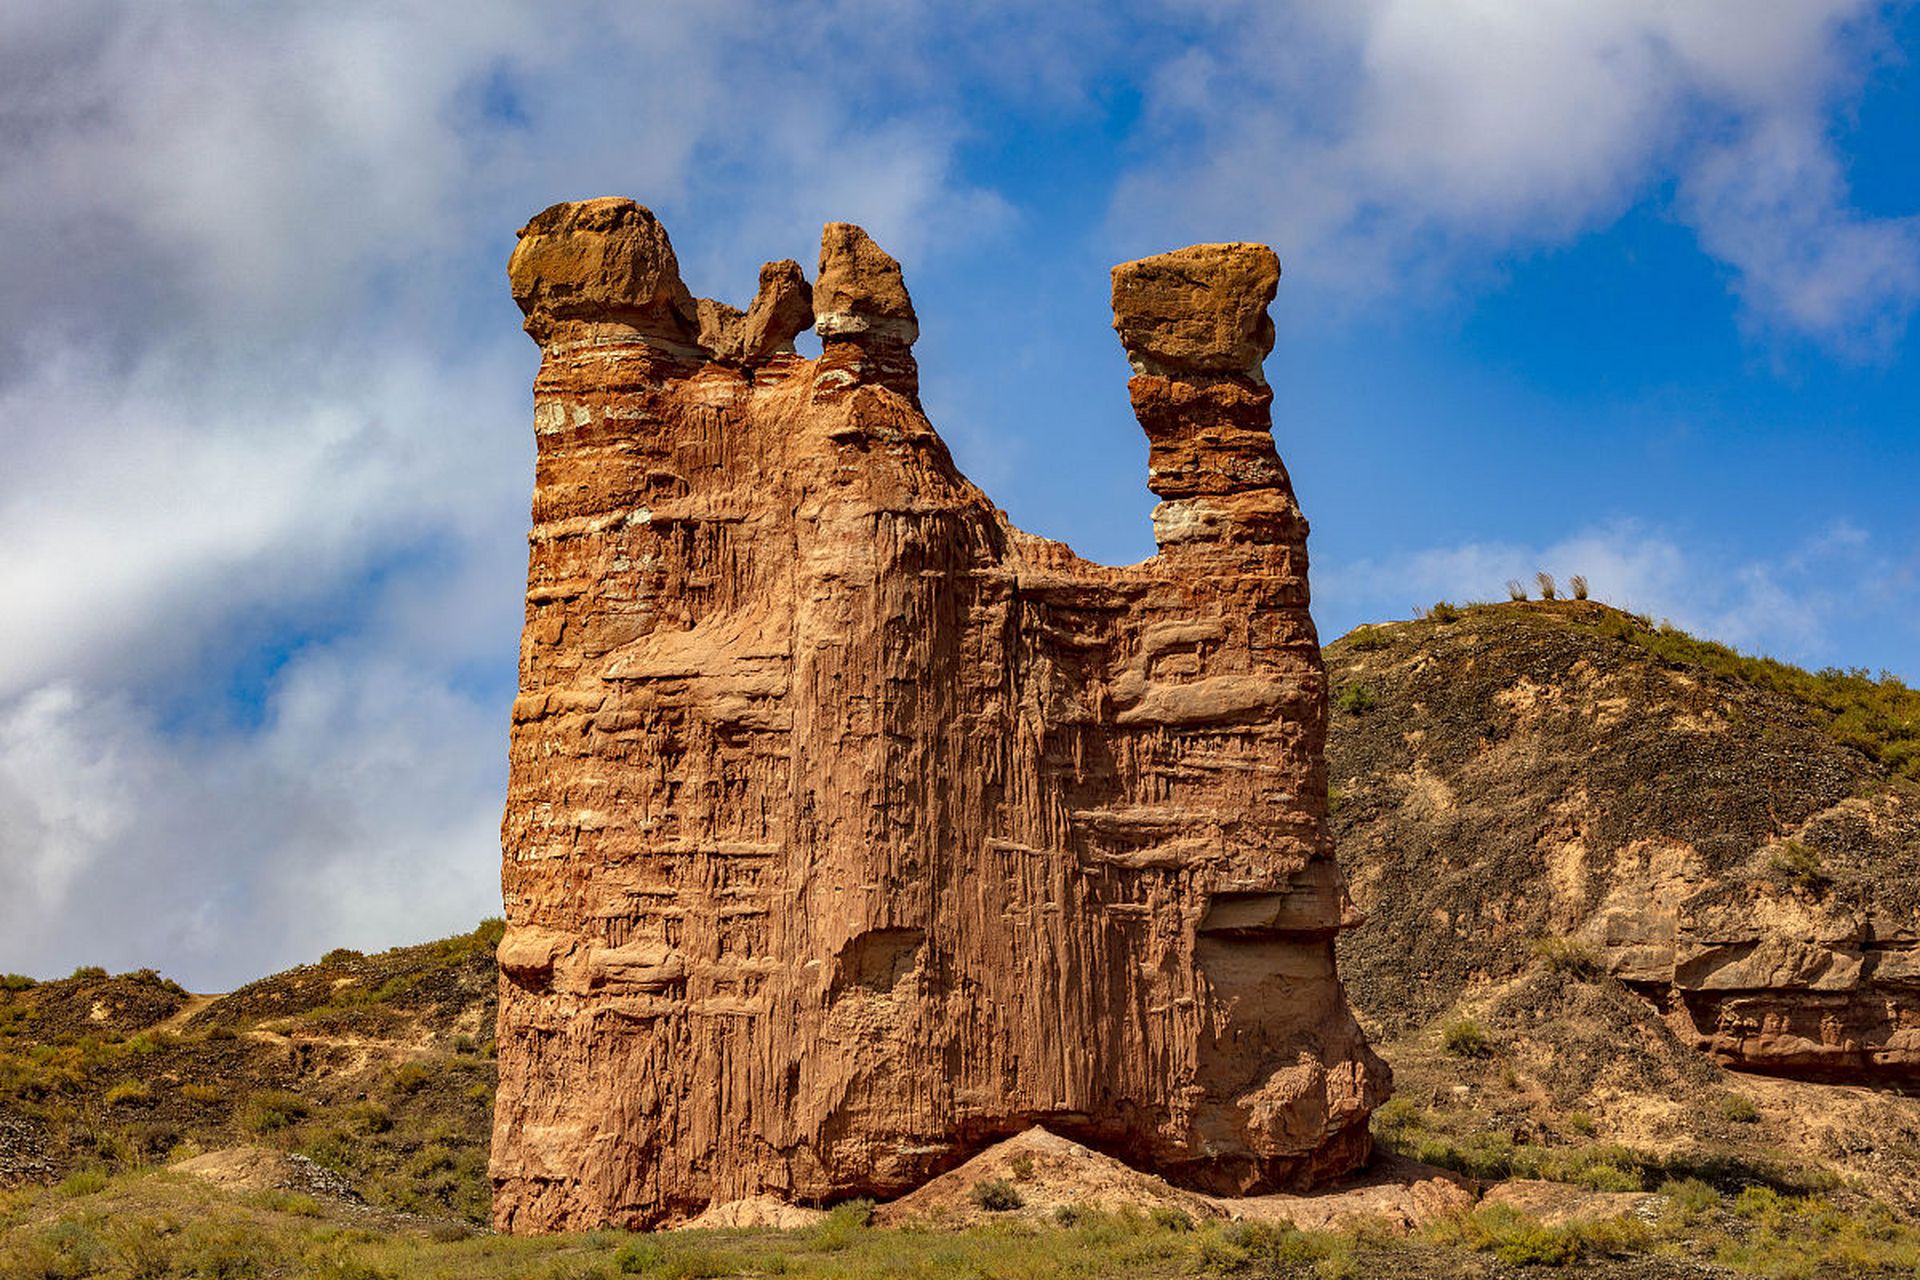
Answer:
490, 197, 1388, 1232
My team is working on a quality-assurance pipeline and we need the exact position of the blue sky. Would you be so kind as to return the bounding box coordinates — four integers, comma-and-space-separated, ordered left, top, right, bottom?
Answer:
0, 2, 1915, 987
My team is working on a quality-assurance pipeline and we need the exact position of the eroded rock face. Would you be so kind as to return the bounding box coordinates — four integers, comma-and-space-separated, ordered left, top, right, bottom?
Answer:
490, 198, 1387, 1232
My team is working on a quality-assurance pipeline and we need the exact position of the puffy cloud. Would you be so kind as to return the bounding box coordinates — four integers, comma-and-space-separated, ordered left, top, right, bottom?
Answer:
1119, 0, 1917, 347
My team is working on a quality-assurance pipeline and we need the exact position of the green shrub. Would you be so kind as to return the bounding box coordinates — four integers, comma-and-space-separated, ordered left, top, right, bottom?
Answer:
1530, 935, 1600, 976
1052, 1203, 1083, 1226
248, 1188, 323, 1217
69, 966, 108, 981
179, 1082, 222, 1104
1718, 1093, 1760, 1124
389, 1061, 434, 1094
1346, 626, 1393, 651
1426, 1203, 1648, 1266
1334, 684, 1377, 714
1563, 1111, 1595, 1137
1658, 1177, 1720, 1226
970, 1178, 1023, 1211
103, 1080, 153, 1106
811, 1199, 873, 1251
1150, 1204, 1194, 1231
1441, 1018, 1492, 1058
2, 973, 35, 991
1766, 840, 1829, 891
1426, 601, 1464, 623
241, 1089, 309, 1133
320, 948, 363, 966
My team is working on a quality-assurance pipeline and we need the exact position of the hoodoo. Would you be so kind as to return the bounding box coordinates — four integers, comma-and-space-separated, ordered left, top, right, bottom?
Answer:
489, 198, 1389, 1232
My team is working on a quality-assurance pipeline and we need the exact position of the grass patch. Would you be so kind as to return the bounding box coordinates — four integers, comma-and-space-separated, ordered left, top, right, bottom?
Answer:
102, 1080, 153, 1106
1425, 1202, 1649, 1266
1765, 840, 1830, 892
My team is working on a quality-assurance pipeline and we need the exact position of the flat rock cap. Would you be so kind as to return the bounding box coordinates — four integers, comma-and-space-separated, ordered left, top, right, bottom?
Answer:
1111, 243, 1280, 380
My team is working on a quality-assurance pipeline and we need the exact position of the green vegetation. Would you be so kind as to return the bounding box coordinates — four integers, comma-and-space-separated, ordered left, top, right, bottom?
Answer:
1424, 600, 1464, 623
1372, 1096, 1841, 1200
1529, 935, 1601, 976
1440, 1018, 1492, 1059
1333, 683, 1378, 714
1426, 1201, 1646, 1266
1345, 625, 1393, 651
969, 1178, 1023, 1211
2, 973, 34, 991
1581, 608, 1920, 781
68, 966, 107, 981
1765, 840, 1830, 892
242, 1089, 310, 1134
1719, 1093, 1761, 1125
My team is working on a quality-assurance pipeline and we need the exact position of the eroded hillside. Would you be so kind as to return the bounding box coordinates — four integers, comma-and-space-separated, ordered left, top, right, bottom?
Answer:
1327, 599, 1920, 1210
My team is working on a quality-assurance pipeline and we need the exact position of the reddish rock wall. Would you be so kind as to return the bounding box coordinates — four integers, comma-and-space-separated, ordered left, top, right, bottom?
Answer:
490, 197, 1388, 1232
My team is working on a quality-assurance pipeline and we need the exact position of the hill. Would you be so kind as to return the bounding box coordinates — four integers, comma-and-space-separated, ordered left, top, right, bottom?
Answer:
0, 923, 500, 1223
1326, 599, 1920, 1212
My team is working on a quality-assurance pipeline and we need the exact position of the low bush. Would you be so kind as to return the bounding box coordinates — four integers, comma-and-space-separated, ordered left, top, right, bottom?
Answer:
242, 1089, 309, 1133
1441, 1018, 1492, 1058
1530, 935, 1601, 976
969, 1178, 1023, 1211
1334, 684, 1378, 714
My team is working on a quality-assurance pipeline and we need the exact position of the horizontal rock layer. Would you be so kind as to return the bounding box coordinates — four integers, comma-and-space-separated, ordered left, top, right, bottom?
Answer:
490, 199, 1386, 1232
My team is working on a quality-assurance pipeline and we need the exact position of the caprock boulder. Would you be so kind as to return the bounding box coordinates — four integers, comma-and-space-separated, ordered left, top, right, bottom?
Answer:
489, 198, 1389, 1232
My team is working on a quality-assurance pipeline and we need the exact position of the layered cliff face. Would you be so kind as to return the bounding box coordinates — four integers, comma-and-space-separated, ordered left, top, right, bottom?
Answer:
1325, 601, 1920, 1086
490, 198, 1387, 1233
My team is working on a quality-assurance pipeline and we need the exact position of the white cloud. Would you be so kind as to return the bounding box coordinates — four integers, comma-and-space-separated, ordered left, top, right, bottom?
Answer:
1119, 0, 1917, 347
